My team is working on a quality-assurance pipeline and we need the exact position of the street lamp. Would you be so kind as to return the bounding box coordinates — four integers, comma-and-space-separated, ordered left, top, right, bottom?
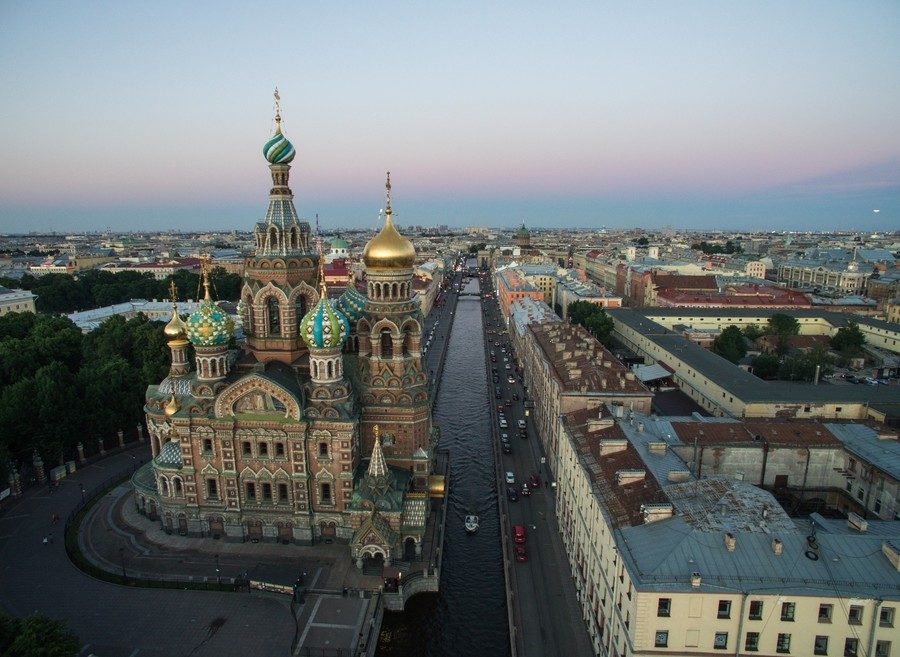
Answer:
79, 483, 85, 505
127, 453, 137, 474
215, 553, 220, 584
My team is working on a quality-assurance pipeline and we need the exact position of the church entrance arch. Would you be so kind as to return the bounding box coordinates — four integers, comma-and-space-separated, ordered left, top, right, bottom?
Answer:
319, 521, 337, 543
177, 514, 188, 535
208, 515, 224, 539
278, 522, 293, 544
404, 537, 417, 561
247, 519, 263, 542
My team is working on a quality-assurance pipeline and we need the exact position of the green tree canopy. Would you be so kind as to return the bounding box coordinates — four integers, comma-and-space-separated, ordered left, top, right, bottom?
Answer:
778, 346, 834, 382
751, 354, 780, 379
767, 313, 801, 356
830, 322, 866, 356
567, 301, 613, 346
0, 612, 79, 657
712, 325, 747, 364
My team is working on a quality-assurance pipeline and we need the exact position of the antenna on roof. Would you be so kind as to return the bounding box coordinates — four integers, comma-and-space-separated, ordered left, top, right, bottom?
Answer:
315, 213, 320, 236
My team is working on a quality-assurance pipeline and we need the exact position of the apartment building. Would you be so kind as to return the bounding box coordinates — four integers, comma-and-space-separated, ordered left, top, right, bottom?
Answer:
519, 323, 653, 474
0, 286, 36, 315
556, 406, 900, 657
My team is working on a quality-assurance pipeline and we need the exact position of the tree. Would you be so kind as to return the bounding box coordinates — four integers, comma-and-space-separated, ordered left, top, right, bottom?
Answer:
1, 612, 79, 657
830, 322, 866, 356
751, 354, 780, 379
767, 313, 800, 356
467, 242, 487, 255
712, 325, 747, 364
741, 324, 764, 341
208, 267, 242, 301
567, 301, 613, 346
778, 346, 834, 382
633, 237, 649, 246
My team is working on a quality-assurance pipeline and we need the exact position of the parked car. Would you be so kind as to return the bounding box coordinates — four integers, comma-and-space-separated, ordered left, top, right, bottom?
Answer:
505, 472, 516, 484
529, 473, 541, 488
507, 486, 518, 502
514, 545, 528, 563
502, 443, 512, 454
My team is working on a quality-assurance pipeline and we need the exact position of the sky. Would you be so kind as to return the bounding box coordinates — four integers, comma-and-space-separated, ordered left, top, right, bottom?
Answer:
1, 1, 899, 233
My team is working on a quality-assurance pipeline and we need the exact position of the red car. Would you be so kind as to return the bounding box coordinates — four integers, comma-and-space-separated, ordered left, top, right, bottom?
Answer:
512, 524, 526, 544
529, 473, 541, 489
514, 544, 528, 563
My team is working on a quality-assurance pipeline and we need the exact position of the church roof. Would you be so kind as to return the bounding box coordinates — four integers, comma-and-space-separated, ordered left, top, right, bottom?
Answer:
155, 441, 183, 469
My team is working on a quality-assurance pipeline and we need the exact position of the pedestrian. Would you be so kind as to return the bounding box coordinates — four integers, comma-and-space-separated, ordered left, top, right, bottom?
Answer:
42, 536, 48, 546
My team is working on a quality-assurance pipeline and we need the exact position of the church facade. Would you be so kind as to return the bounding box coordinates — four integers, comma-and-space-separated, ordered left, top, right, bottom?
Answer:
132, 104, 437, 567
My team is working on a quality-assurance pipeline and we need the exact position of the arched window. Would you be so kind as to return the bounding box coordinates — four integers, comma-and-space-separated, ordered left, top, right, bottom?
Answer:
402, 329, 411, 356
327, 360, 333, 378
392, 282, 399, 299
289, 227, 298, 250
321, 482, 332, 503
268, 227, 278, 252
267, 297, 281, 336
174, 478, 183, 496
380, 329, 393, 359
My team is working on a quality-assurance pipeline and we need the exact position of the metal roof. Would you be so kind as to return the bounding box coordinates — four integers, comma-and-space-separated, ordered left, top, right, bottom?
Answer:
825, 422, 900, 481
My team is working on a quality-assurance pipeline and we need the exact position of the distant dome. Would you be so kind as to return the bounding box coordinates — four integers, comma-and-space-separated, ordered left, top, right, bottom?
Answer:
263, 127, 296, 165
300, 295, 349, 349
185, 298, 234, 347
331, 238, 349, 250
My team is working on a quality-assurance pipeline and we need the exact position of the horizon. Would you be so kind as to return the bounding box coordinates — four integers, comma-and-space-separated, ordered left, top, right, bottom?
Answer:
2, 2, 898, 232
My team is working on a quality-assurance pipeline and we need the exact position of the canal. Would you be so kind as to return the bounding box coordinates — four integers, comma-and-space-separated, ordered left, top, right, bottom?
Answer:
377, 276, 510, 656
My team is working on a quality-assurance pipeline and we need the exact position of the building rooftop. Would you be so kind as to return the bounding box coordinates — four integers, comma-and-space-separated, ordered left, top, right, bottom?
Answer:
530, 323, 652, 397
825, 422, 900, 481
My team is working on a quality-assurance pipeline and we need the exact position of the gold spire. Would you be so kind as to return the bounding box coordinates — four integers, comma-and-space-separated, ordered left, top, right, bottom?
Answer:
163, 281, 188, 341
199, 255, 212, 301
315, 237, 327, 298
362, 172, 416, 270
368, 424, 387, 478
273, 86, 282, 133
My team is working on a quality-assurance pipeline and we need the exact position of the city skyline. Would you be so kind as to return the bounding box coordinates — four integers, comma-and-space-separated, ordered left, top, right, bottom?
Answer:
2, 1, 898, 232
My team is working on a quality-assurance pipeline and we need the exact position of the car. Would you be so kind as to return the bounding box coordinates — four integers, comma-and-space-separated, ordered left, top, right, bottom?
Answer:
490, 350, 495, 356
505, 399, 512, 407
499, 419, 508, 428
502, 443, 512, 454
519, 429, 527, 439
491, 367, 498, 373
507, 486, 518, 501
512, 523, 526, 543
495, 391, 502, 399
514, 544, 528, 563
517, 419, 526, 430
529, 473, 541, 488
512, 393, 519, 400
521, 483, 531, 496
505, 364, 512, 370
494, 341, 500, 346
864, 376, 879, 385
500, 432, 509, 441
496, 404, 504, 412
507, 376, 516, 384
505, 472, 515, 484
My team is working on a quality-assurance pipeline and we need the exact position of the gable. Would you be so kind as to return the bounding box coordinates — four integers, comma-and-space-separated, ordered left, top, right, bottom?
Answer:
213, 374, 302, 420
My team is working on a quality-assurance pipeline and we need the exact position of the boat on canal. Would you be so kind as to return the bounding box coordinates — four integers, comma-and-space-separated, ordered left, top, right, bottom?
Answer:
464, 514, 479, 534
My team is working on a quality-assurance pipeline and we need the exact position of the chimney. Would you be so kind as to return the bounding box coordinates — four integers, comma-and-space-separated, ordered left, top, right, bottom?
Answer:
847, 512, 868, 533
616, 468, 646, 485
637, 421, 645, 433
724, 532, 736, 552
603, 360, 611, 368
642, 503, 674, 524
599, 439, 628, 455
625, 371, 636, 381
620, 378, 626, 390
667, 470, 691, 482
883, 541, 900, 571
648, 441, 667, 454
772, 538, 783, 556
691, 572, 702, 588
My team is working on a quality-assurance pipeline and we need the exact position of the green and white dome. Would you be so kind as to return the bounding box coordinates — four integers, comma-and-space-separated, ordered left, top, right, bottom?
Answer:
300, 294, 349, 350
263, 126, 296, 165
186, 297, 234, 347
336, 283, 367, 323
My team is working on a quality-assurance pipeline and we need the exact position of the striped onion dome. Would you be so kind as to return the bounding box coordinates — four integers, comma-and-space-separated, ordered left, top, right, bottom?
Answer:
300, 295, 349, 349
185, 297, 234, 347
263, 125, 296, 164
336, 283, 367, 323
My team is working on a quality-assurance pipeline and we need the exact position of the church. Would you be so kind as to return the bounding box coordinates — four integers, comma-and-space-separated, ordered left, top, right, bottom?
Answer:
131, 102, 438, 568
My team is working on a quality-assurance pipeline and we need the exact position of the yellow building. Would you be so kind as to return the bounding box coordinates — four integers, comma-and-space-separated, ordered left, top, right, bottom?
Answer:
556, 406, 899, 657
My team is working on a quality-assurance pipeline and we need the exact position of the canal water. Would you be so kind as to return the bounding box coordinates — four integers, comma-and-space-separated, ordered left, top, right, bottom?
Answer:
376, 277, 510, 656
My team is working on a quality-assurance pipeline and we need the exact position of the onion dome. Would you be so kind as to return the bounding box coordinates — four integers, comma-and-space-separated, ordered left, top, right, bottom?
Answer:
300, 294, 349, 349
362, 172, 415, 270
263, 122, 295, 165
331, 237, 349, 250
185, 293, 234, 348
164, 394, 180, 417
164, 306, 188, 342
337, 283, 366, 323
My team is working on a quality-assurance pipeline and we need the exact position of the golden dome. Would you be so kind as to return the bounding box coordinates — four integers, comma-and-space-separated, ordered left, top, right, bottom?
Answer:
163, 307, 188, 342
164, 394, 180, 417
363, 211, 416, 270
362, 172, 415, 270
